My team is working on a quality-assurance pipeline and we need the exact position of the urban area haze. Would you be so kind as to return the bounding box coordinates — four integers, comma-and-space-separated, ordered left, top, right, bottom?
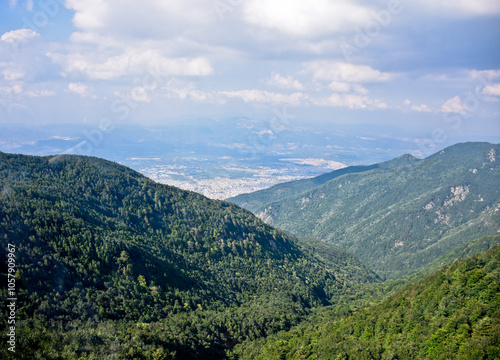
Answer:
1, 0, 499, 197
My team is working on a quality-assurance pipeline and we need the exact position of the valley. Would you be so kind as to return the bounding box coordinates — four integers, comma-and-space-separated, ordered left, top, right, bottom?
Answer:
0, 142, 499, 359
231, 142, 500, 280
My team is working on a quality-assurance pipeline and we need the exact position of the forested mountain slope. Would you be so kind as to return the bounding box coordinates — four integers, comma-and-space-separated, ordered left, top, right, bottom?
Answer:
0, 152, 378, 359
247, 142, 500, 279
235, 243, 500, 360
228, 154, 420, 213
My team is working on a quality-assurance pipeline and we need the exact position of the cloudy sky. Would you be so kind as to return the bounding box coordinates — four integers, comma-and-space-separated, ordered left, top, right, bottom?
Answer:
1, 0, 499, 142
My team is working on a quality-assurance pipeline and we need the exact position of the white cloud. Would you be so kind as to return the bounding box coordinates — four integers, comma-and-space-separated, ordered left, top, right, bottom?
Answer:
2, 70, 24, 81
265, 73, 304, 90
67, 82, 93, 97
65, 0, 213, 38
48, 48, 213, 80
315, 93, 387, 109
470, 70, 500, 81
220, 89, 307, 106
25, 90, 56, 97
328, 82, 369, 95
0, 29, 39, 44
304, 61, 393, 84
163, 82, 308, 106
328, 81, 351, 93
48, 1, 217, 85
441, 96, 467, 114
482, 84, 500, 97
244, 0, 373, 37
10, 84, 23, 94
25, 0, 33, 11
411, 104, 432, 112
163, 79, 228, 104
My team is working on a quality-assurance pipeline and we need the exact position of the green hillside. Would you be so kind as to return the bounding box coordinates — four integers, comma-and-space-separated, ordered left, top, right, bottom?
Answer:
423, 233, 500, 276
245, 142, 500, 279
0, 152, 378, 359
234, 243, 500, 360
227, 154, 420, 213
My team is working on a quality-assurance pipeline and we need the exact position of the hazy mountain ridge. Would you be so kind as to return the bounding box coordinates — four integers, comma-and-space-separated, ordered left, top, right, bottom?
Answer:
231, 142, 500, 279
227, 153, 420, 213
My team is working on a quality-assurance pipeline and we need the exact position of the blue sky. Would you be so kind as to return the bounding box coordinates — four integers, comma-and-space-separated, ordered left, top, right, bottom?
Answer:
1, 0, 499, 146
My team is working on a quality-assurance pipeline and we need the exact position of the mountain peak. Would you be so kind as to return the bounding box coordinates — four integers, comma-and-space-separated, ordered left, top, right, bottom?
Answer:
378, 153, 420, 169
427, 142, 499, 159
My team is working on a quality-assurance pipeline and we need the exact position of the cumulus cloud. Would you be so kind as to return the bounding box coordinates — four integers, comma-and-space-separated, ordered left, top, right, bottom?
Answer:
441, 96, 467, 114
25, 90, 56, 97
42, 0, 217, 84
163, 80, 308, 106
315, 93, 387, 109
482, 84, 500, 97
244, 0, 373, 37
328, 82, 369, 95
48, 48, 213, 80
0, 29, 39, 44
471, 69, 500, 81
161, 78, 224, 104
65, 0, 213, 39
265, 73, 304, 90
219, 89, 307, 106
411, 104, 432, 112
2, 70, 24, 81
67, 82, 93, 97
304, 61, 393, 84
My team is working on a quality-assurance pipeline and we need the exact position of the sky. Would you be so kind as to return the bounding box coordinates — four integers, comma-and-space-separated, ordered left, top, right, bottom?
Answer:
0, 0, 500, 147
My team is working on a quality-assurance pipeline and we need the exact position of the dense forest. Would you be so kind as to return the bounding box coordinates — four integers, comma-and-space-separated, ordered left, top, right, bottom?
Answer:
0, 152, 378, 359
235, 240, 500, 359
227, 154, 420, 212
0, 147, 499, 359
234, 142, 500, 279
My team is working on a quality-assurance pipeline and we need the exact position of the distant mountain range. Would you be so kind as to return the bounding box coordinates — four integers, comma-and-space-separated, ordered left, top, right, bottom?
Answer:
227, 153, 420, 212
5, 121, 493, 199
229, 142, 500, 279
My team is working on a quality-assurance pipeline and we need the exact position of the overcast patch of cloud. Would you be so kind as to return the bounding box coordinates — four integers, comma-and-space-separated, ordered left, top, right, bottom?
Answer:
244, 0, 373, 37
414, 0, 500, 16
